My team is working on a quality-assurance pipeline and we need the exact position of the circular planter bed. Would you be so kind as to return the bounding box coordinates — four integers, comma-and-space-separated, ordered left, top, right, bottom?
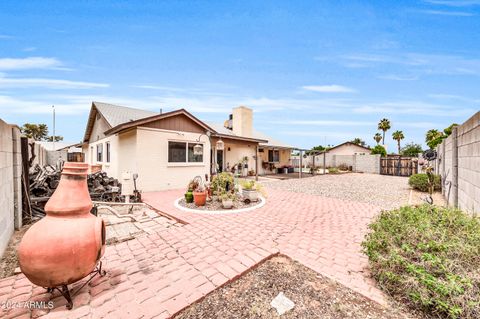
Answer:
175, 196, 266, 214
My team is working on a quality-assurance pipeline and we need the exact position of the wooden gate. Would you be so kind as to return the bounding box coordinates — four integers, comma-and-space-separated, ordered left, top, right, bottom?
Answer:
380, 157, 418, 176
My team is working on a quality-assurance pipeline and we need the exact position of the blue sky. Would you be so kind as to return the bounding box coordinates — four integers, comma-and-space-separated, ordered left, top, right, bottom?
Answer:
0, 1, 479, 150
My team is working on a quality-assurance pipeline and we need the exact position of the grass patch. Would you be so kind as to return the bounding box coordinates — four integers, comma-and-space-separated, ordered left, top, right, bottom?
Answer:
362, 205, 480, 318
408, 173, 441, 192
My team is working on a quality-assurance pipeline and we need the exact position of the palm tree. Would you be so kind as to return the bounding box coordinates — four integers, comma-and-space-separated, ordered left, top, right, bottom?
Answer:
351, 138, 366, 146
392, 130, 405, 155
378, 118, 391, 145
425, 129, 444, 149
373, 133, 382, 145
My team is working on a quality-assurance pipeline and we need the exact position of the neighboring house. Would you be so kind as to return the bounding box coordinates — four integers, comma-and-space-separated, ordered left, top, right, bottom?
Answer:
81, 102, 294, 191
324, 141, 370, 155
36, 141, 77, 165
291, 141, 372, 168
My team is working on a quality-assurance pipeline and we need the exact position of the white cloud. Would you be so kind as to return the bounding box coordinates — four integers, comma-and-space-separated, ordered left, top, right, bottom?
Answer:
378, 74, 419, 81
302, 85, 356, 93
353, 101, 474, 116
0, 77, 109, 89
0, 57, 63, 70
269, 120, 375, 126
336, 52, 480, 76
419, 10, 474, 16
424, 0, 480, 6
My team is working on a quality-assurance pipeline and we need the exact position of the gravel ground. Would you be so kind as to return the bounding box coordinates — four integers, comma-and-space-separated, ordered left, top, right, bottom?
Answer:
260, 173, 411, 210
175, 255, 422, 319
0, 225, 30, 279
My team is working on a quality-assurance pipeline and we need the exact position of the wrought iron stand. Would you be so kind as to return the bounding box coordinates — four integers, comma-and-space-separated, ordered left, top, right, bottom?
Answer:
45, 260, 106, 310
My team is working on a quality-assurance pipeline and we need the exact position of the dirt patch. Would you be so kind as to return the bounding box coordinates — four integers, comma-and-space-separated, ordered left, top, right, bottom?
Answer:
0, 225, 30, 279
175, 255, 422, 319
409, 190, 446, 207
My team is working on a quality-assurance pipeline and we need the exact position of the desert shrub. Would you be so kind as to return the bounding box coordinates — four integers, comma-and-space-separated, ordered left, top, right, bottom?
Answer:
363, 205, 480, 318
328, 167, 339, 174
409, 173, 441, 192
337, 163, 349, 171
211, 172, 234, 195
371, 145, 387, 157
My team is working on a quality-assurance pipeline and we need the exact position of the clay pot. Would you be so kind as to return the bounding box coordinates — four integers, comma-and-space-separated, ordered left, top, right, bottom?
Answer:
18, 163, 106, 288
193, 190, 207, 206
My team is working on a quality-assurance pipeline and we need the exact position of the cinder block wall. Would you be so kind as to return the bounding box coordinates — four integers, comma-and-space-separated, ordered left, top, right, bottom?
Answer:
436, 111, 480, 214
355, 154, 381, 174
292, 153, 380, 174
0, 119, 22, 258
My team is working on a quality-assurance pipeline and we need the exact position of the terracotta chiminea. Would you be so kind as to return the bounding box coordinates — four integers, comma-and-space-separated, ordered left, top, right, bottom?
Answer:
18, 162, 106, 308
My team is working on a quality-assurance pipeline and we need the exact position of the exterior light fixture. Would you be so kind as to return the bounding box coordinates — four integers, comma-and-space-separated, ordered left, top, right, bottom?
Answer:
216, 138, 224, 150
193, 143, 203, 155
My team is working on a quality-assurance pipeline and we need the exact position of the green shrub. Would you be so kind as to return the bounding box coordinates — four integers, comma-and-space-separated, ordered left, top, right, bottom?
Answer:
409, 173, 441, 192
211, 172, 234, 195
362, 205, 480, 318
328, 167, 339, 174
371, 144, 387, 157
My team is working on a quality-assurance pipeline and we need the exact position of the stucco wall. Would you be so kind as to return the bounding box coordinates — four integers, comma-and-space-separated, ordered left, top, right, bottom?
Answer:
89, 114, 110, 142
292, 153, 380, 174
0, 120, 22, 258
135, 127, 211, 191
258, 148, 291, 174
436, 111, 480, 214
224, 142, 257, 172
85, 134, 120, 179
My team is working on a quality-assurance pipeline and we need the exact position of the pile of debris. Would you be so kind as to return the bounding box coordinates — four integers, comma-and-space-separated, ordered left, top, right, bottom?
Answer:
27, 164, 124, 220
87, 171, 123, 202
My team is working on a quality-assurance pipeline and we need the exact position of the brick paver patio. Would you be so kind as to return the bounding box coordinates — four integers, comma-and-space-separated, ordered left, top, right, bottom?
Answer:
0, 188, 386, 318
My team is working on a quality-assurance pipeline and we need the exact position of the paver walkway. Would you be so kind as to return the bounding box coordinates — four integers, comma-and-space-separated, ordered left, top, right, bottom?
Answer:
0, 188, 386, 319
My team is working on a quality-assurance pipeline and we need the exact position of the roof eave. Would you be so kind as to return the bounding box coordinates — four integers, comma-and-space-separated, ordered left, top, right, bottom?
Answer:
104, 108, 216, 136
212, 133, 267, 144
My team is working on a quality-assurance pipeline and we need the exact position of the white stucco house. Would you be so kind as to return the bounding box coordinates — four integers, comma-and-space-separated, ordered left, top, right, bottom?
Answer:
81, 102, 294, 191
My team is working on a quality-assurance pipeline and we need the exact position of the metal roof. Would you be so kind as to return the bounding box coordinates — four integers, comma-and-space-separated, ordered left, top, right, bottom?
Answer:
93, 101, 158, 127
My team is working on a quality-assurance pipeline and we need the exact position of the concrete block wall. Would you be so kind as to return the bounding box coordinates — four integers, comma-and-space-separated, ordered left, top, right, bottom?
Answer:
0, 119, 22, 258
292, 153, 380, 174
355, 154, 381, 174
436, 111, 480, 214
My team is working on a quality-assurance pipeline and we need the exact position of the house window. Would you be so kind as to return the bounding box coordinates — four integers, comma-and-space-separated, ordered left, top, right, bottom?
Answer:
168, 141, 204, 163
268, 150, 280, 162
168, 142, 186, 162
188, 143, 203, 163
106, 142, 111, 162
96, 144, 103, 162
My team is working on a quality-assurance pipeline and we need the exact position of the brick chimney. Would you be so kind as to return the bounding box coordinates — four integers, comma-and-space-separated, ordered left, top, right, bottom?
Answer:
232, 106, 253, 137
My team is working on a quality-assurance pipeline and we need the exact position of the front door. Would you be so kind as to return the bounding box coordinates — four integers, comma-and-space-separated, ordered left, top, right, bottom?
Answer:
217, 149, 224, 172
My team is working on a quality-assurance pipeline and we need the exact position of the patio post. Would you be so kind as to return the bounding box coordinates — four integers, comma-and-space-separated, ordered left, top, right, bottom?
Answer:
323, 150, 326, 175
299, 150, 303, 179
255, 145, 259, 181
312, 152, 315, 175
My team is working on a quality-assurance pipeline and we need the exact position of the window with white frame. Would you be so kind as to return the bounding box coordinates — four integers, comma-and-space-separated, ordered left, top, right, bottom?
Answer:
168, 141, 203, 163
96, 143, 103, 162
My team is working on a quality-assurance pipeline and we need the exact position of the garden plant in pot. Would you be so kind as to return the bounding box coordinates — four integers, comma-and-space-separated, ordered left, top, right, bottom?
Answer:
193, 184, 207, 206
241, 180, 263, 203
221, 192, 236, 209
185, 180, 198, 203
